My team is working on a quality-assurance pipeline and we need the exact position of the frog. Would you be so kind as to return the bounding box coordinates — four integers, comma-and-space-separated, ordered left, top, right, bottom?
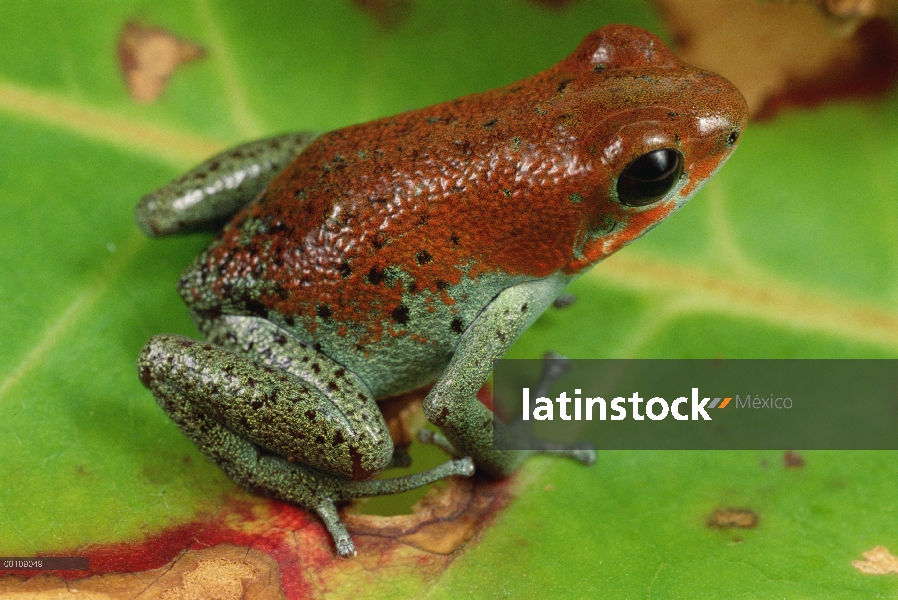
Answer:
135, 24, 747, 557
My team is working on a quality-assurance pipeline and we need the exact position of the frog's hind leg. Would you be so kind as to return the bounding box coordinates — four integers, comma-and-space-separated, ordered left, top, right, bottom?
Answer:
311, 454, 473, 556
137, 330, 473, 556
136, 132, 319, 237
139, 332, 393, 481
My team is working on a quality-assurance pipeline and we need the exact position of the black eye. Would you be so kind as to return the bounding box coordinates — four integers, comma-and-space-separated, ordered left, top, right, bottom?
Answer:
727, 130, 740, 145
616, 149, 683, 207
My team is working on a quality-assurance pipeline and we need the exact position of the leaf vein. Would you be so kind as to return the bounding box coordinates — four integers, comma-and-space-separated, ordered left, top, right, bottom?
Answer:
0, 79, 225, 165
0, 233, 144, 401
593, 254, 898, 351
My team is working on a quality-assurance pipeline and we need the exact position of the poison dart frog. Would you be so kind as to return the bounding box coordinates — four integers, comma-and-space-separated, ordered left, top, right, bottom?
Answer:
135, 24, 747, 557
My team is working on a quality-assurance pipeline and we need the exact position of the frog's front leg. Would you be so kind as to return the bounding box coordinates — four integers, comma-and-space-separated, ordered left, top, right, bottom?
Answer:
137, 324, 472, 556
136, 132, 319, 237
423, 277, 596, 477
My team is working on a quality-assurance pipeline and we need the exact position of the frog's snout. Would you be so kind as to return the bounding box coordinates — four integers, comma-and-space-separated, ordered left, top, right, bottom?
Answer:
708, 73, 749, 144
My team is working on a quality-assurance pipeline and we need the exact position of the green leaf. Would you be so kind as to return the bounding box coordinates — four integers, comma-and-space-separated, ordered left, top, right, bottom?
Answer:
1, 0, 896, 597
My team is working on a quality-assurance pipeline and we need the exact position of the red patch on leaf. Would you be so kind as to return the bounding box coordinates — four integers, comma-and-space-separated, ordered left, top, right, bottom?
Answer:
1, 452, 514, 596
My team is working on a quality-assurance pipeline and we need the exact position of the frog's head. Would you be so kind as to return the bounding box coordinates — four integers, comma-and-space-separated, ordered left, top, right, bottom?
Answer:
556, 24, 748, 273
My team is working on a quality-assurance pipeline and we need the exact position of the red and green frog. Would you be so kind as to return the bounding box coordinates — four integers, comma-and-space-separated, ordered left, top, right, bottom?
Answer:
135, 24, 747, 557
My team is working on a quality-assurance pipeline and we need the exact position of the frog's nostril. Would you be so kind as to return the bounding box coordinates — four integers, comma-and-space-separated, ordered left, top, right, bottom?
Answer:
726, 130, 740, 146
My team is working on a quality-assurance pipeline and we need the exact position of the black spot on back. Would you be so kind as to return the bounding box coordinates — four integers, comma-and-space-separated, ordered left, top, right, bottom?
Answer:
195, 306, 223, 322
391, 305, 410, 325
244, 298, 267, 317
367, 266, 385, 285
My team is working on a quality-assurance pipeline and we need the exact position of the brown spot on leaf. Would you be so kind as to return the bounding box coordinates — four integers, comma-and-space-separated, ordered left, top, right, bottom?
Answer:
783, 450, 806, 468
160, 556, 257, 599
657, 0, 898, 119
708, 507, 759, 529
117, 21, 205, 104
853, 545, 898, 574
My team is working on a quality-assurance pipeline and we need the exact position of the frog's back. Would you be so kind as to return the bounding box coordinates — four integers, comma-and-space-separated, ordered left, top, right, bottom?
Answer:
178, 25, 747, 396
180, 66, 596, 394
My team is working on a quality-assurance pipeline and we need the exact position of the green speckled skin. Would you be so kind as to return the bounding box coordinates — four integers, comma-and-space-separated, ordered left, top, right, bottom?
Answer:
135, 25, 747, 557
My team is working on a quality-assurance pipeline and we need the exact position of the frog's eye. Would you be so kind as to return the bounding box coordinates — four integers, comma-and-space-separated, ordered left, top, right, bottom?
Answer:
616, 148, 683, 207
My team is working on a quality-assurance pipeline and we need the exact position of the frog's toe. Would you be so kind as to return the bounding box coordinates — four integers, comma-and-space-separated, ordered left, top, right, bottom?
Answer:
571, 449, 596, 466
335, 537, 357, 558
315, 501, 358, 557
552, 294, 577, 309
453, 456, 475, 476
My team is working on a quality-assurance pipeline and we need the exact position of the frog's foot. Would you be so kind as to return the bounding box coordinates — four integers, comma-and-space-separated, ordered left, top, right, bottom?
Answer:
534, 351, 571, 397
310, 456, 473, 557
335, 456, 474, 498
298, 457, 474, 557
500, 415, 596, 466
528, 352, 595, 465
314, 502, 356, 557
